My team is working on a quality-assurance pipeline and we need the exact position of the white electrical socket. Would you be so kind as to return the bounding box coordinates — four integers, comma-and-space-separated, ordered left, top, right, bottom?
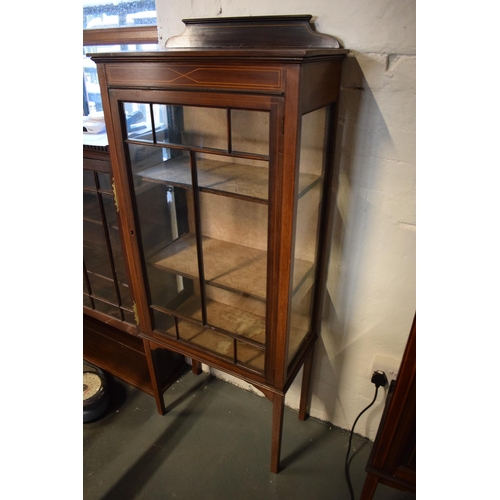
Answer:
372, 354, 400, 383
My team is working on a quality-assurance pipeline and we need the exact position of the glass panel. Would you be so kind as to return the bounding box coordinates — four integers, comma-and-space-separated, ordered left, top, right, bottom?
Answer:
178, 320, 234, 362
87, 273, 117, 303
130, 145, 192, 189
123, 102, 155, 142
129, 140, 203, 324
84, 169, 133, 324
83, 170, 95, 189
231, 109, 270, 156
83, 191, 114, 281
155, 104, 228, 151
83, 0, 156, 30
83, 190, 101, 221
97, 172, 112, 192
123, 310, 136, 325
152, 310, 177, 338
200, 192, 268, 301
100, 193, 132, 310
117, 282, 131, 309
195, 152, 269, 202
236, 342, 265, 373
83, 295, 92, 308
199, 191, 268, 368
204, 285, 266, 342
93, 299, 121, 320
287, 107, 328, 367
84, 245, 113, 280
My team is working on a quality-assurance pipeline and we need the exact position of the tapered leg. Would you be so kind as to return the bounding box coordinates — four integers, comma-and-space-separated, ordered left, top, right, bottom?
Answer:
299, 346, 315, 421
191, 358, 202, 375
144, 340, 166, 415
270, 393, 285, 473
360, 473, 379, 500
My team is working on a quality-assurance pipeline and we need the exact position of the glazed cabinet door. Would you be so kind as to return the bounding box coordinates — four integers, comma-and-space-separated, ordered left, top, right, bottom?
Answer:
108, 90, 282, 380
83, 155, 136, 330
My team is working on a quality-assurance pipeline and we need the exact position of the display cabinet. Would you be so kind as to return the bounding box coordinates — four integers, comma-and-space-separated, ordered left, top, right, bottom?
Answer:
83, 144, 186, 400
91, 15, 348, 472
83, 144, 136, 330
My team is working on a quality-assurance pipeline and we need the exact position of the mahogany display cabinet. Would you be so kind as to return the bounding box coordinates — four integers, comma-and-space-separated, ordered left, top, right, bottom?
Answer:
90, 15, 348, 473
83, 143, 187, 399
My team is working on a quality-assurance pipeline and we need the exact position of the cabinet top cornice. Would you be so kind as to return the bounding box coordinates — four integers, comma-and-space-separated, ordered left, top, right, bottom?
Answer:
90, 15, 348, 64
165, 15, 345, 50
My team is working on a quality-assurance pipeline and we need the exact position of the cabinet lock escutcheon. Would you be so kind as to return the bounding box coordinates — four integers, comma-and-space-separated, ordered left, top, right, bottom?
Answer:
132, 302, 140, 326
112, 178, 119, 212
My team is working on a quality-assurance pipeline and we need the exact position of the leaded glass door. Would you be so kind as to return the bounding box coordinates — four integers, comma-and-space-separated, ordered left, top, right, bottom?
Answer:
113, 92, 278, 376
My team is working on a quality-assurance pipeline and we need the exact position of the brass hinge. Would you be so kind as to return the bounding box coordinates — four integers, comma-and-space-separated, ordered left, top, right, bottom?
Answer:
132, 302, 140, 326
112, 178, 119, 212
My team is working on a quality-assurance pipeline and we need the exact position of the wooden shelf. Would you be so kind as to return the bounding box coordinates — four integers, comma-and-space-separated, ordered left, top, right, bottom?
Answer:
84, 314, 188, 395
151, 295, 308, 373
150, 232, 313, 300
137, 155, 320, 203
170, 294, 266, 345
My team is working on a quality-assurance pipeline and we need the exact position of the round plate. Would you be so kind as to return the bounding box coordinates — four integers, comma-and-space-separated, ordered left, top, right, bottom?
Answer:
83, 364, 109, 422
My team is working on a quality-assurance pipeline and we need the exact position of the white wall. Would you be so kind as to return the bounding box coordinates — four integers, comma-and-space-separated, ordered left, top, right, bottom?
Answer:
156, 0, 416, 440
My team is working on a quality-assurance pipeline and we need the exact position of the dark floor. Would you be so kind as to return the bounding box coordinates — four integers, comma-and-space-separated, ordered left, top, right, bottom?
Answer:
83, 368, 416, 500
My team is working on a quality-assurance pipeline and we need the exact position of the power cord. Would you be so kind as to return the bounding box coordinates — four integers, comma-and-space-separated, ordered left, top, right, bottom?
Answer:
344, 370, 388, 500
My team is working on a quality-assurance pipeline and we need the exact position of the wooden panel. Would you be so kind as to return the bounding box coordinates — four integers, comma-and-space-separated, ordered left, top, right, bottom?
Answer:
166, 15, 342, 50
83, 315, 187, 396
106, 63, 284, 92
83, 317, 152, 394
299, 59, 344, 113
83, 156, 112, 173
83, 26, 158, 46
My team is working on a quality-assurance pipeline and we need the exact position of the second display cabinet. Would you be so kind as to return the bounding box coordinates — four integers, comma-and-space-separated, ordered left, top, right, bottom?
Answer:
91, 15, 348, 473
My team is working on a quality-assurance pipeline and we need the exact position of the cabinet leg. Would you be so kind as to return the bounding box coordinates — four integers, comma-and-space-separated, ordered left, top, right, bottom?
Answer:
360, 473, 379, 500
144, 340, 166, 416
191, 358, 202, 375
270, 393, 285, 474
299, 346, 315, 421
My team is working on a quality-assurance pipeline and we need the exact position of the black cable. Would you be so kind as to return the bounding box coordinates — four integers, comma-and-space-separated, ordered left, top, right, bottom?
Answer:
344, 384, 380, 500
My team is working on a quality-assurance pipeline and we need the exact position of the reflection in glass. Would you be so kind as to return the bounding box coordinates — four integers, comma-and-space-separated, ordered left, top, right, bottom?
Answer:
123, 102, 155, 142
287, 107, 328, 367
154, 104, 228, 150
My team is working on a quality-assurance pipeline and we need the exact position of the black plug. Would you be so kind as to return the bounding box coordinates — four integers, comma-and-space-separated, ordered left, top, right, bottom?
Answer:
371, 370, 388, 388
